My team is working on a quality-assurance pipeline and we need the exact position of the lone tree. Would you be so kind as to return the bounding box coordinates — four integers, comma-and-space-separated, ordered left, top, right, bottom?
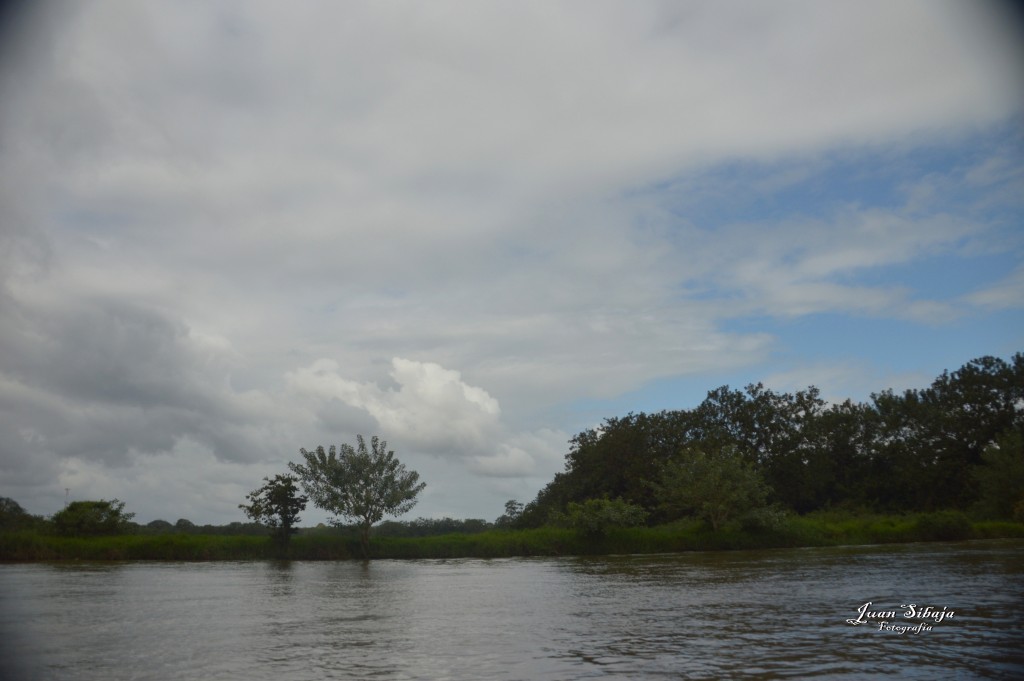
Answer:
52, 499, 135, 536
289, 435, 425, 558
239, 474, 308, 549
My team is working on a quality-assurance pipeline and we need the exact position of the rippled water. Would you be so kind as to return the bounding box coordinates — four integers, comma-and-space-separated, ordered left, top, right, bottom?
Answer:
2, 540, 1022, 680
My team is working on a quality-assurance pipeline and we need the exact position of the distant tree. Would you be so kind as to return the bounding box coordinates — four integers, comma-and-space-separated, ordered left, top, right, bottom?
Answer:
52, 499, 135, 537
175, 518, 196, 532
239, 474, 308, 548
0, 497, 42, 532
655, 445, 769, 531
289, 435, 426, 558
146, 519, 174, 532
373, 517, 493, 538
494, 499, 524, 528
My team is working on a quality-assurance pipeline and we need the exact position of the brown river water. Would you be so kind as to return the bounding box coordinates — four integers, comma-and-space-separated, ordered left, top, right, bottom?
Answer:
1, 539, 1022, 679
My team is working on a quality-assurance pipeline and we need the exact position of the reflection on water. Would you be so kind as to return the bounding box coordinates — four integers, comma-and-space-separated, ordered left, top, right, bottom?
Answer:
1, 540, 1022, 680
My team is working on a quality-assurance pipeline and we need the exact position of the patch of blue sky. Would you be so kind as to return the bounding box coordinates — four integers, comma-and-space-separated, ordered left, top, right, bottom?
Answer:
568, 314, 1021, 425
829, 250, 1019, 300
757, 312, 1008, 361
575, 123, 1023, 423
637, 120, 1023, 231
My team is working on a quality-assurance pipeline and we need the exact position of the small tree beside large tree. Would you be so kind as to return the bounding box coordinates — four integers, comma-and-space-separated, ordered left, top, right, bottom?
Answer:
289, 435, 426, 558
239, 474, 308, 550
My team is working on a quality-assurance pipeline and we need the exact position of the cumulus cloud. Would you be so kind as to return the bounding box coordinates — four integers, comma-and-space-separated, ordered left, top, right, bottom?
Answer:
286, 356, 565, 483
468, 429, 567, 478
287, 357, 501, 456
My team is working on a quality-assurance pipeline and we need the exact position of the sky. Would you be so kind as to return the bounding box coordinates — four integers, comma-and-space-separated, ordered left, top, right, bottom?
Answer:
0, 1, 1022, 527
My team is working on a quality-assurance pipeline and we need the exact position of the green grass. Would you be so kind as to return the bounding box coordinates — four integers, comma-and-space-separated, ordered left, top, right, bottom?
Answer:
3, 512, 1023, 562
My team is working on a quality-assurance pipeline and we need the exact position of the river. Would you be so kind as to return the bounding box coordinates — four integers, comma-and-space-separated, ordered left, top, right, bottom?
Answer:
1, 540, 1022, 680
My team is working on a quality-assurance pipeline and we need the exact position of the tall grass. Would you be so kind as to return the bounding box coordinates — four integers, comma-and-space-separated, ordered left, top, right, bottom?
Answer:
3, 512, 1022, 562
0, 532, 272, 561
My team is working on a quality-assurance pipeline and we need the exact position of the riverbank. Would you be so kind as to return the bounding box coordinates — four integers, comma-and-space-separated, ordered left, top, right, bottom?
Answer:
2, 511, 1022, 561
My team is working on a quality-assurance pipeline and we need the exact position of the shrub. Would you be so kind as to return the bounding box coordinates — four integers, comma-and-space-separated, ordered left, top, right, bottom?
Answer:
914, 511, 973, 541
739, 505, 789, 533
51, 499, 135, 537
553, 497, 648, 538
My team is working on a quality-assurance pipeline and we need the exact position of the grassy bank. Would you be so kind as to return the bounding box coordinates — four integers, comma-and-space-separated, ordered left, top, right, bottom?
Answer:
3, 512, 1022, 562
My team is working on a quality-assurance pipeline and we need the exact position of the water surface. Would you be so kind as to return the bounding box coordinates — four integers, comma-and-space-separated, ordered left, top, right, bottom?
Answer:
2, 540, 1022, 679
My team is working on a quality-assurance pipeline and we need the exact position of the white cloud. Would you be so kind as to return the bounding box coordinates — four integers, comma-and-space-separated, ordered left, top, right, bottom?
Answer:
469, 446, 536, 478
761, 362, 936, 406
285, 357, 570, 486
0, 1, 1020, 523
965, 266, 1024, 310
287, 357, 501, 456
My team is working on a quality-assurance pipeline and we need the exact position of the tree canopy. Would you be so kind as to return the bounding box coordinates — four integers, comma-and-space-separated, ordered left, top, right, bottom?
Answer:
653, 444, 769, 531
51, 499, 135, 537
239, 474, 308, 548
518, 353, 1023, 528
289, 435, 425, 557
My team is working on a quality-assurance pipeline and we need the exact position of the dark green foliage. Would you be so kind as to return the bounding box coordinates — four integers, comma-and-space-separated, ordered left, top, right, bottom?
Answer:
51, 499, 135, 537
738, 505, 789, 533
0, 497, 44, 532
290, 434, 426, 558
373, 517, 492, 537
865, 355, 1024, 510
239, 473, 308, 548
972, 429, 1024, 520
913, 511, 973, 542
494, 500, 524, 528
521, 353, 1023, 523
4, 513, 1018, 562
521, 411, 696, 526
551, 497, 648, 538
654, 445, 769, 530
146, 519, 174, 532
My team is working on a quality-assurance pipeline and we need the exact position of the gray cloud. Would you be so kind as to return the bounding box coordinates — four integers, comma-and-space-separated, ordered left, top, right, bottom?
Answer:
0, 1, 1020, 522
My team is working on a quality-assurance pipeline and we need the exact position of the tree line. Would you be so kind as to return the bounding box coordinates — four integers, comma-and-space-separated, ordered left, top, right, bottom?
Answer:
511, 353, 1024, 529
1, 435, 430, 558
3, 353, 1021, 555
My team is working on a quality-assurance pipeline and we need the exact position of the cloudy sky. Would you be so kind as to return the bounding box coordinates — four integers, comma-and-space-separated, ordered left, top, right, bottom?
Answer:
1, 1, 1022, 526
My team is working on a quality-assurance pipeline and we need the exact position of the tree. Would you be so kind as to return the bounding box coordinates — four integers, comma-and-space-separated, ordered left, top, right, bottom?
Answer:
239, 474, 308, 548
494, 499, 524, 528
289, 435, 426, 558
51, 499, 135, 537
1, 497, 42, 532
654, 445, 769, 531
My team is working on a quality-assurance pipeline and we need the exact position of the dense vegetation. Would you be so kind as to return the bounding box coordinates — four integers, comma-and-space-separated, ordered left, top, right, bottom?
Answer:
2, 353, 1021, 561
514, 353, 1024, 528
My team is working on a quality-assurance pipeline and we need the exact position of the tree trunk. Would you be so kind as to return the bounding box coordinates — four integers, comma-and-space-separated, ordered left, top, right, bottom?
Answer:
359, 521, 371, 559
